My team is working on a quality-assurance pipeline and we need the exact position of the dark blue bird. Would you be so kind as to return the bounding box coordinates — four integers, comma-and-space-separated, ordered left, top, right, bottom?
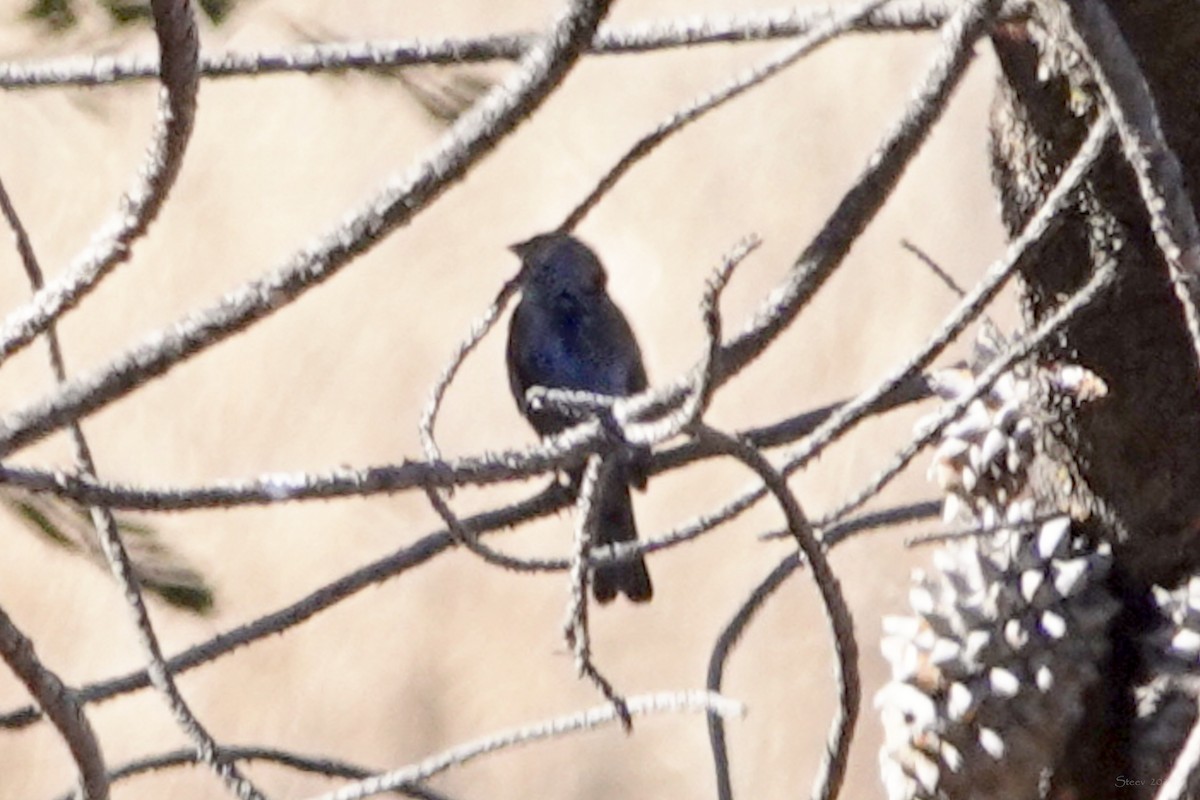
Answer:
506, 232, 653, 603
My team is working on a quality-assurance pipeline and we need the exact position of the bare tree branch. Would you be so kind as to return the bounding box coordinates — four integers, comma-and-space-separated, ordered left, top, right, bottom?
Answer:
0, 1, 1022, 90
420, 279, 520, 466
0, 0, 618, 459
759, 498, 942, 541
658, 109, 1111, 553
563, 456, 632, 729
0, 0, 199, 368
306, 691, 743, 800
416, 277, 567, 574
0, 605, 107, 800
0, 378, 929, 513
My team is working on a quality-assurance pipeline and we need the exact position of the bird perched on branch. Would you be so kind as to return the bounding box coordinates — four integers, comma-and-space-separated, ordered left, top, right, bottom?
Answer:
506, 232, 653, 603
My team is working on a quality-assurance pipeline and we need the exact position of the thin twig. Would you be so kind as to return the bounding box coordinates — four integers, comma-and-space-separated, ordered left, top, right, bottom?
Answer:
758, 498, 942, 541
903, 513, 1061, 548
307, 691, 743, 800
416, 276, 574, 575
421, 482, 564, 574
559, 0, 887, 230
0, 605, 107, 800
419, 278, 520, 467
624, 235, 761, 447
901, 238, 1005, 347
900, 239, 970, 298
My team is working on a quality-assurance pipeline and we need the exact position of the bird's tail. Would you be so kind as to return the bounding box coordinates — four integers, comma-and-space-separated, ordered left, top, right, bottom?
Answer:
591, 469, 652, 604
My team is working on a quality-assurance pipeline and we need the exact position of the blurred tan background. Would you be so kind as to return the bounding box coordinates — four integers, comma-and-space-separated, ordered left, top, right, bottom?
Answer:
0, 0, 1007, 797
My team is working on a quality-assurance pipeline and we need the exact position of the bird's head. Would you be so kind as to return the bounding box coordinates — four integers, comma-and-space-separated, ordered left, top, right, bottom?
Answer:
509, 232, 608, 298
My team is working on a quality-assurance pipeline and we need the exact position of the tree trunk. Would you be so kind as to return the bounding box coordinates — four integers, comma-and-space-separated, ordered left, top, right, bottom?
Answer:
989, 1, 1200, 796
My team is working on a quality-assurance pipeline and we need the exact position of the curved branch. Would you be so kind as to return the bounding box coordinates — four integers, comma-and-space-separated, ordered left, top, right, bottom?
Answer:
706, 553, 802, 800
0, 606, 107, 800
0, 0, 199, 367
695, 425, 858, 800
416, 278, 564, 574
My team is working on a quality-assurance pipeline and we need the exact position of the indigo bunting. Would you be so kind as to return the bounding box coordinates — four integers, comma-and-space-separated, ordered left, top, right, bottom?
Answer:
506, 233, 653, 603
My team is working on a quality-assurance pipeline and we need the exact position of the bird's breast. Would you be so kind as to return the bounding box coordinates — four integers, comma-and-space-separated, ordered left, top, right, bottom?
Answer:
519, 297, 624, 393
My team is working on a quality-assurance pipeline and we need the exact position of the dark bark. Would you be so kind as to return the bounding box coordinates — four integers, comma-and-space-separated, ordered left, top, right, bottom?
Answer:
992, 0, 1200, 592
989, 1, 1200, 796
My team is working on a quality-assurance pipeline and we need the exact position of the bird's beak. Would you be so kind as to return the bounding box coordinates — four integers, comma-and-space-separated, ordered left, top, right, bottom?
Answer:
508, 238, 534, 260
507, 240, 534, 285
